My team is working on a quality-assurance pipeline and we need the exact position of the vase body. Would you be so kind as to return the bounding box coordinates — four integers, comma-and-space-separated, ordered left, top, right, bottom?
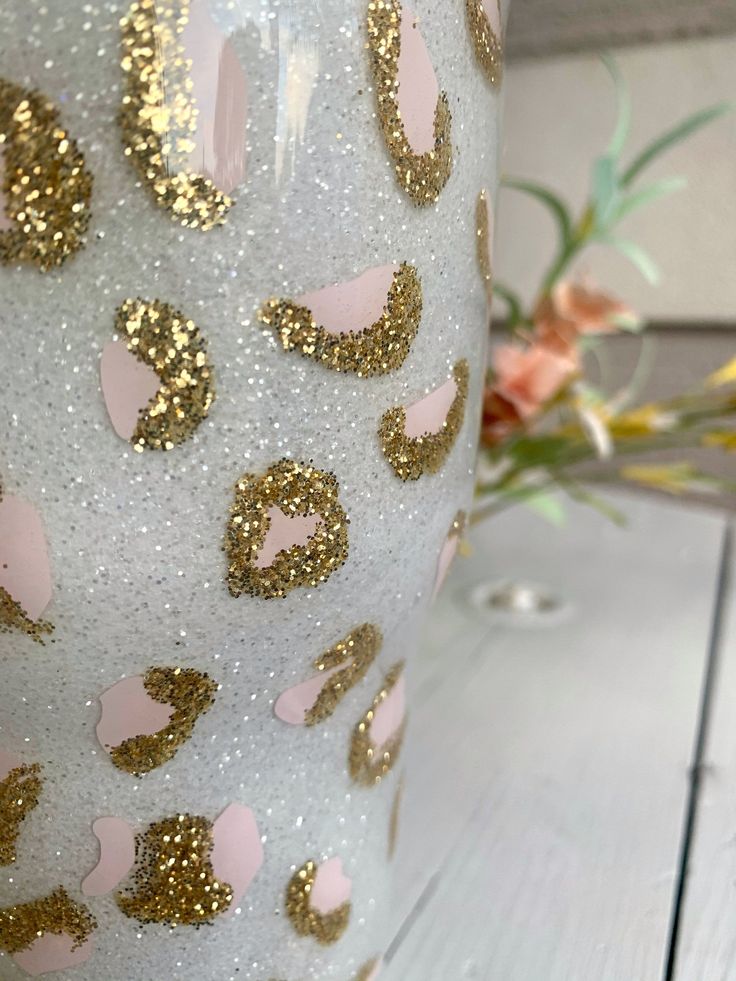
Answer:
0, 1, 506, 978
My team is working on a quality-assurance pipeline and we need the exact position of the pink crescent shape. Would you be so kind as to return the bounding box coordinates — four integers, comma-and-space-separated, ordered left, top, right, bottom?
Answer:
12, 936, 94, 977
397, 7, 439, 155
296, 265, 397, 336
253, 507, 323, 569
0, 495, 52, 621
310, 857, 352, 915
96, 675, 174, 752
100, 341, 161, 442
483, 0, 503, 36
81, 817, 136, 897
404, 376, 458, 438
181, 0, 248, 194
211, 803, 264, 915
432, 531, 460, 600
274, 664, 344, 725
370, 674, 407, 750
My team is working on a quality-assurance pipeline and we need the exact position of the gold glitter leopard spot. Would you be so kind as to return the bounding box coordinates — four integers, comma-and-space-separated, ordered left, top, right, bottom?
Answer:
285, 858, 352, 946
378, 359, 469, 481
476, 189, 494, 304
0, 888, 96, 973
97, 666, 217, 776
275, 624, 383, 727
258, 263, 422, 377
466, 0, 504, 88
349, 662, 406, 787
0, 78, 93, 271
119, 0, 247, 230
102, 298, 215, 451
366, 1, 453, 206
117, 813, 233, 925
224, 460, 350, 600
0, 490, 54, 644
0, 756, 42, 866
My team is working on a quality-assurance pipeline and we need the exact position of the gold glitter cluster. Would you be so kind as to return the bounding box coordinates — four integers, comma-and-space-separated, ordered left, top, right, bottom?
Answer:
285, 860, 351, 945
0, 587, 54, 644
466, 0, 504, 88
224, 460, 350, 600
258, 263, 422, 377
379, 359, 470, 481
0, 887, 96, 954
119, 0, 231, 230
305, 624, 383, 726
349, 662, 406, 787
115, 297, 215, 451
117, 813, 233, 925
366, 1, 453, 206
476, 189, 493, 302
109, 666, 217, 775
0, 763, 43, 866
0, 78, 93, 271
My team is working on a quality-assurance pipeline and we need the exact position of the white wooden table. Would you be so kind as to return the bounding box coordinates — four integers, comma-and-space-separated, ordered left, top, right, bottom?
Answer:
384, 493, 735, 981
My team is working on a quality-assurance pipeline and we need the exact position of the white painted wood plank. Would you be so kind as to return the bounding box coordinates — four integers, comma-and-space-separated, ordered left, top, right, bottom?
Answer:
673, 525, 736, 981
388, 494, 726, 981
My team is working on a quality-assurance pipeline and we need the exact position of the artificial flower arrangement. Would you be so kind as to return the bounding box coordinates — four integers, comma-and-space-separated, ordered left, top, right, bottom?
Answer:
477, 60, 736, 526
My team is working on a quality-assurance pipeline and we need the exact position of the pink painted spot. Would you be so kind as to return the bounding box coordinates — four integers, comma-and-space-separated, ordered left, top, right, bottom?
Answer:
370, 674, 406, 751
297, 265, 397, 336
253, 507, 323, 569
432, 530, 460, 600
397, 7, 439, 154
310, 857, 352, 915
12, 936, 94, 977
211, 803, 263, 915
0, 145, 13, 233
0, 496, 52, 621
404, 375, 458, 439
96, 675, 174, 752
82, 817, 136, 897
0, 749, 22, 782
274, 664, 344, 725
100, 341, 160, 442
181, 0, 248, 194
483, 0, 503, 36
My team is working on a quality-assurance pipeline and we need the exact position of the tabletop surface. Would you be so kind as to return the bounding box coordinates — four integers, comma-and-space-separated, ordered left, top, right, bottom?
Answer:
382, 492, 735, 981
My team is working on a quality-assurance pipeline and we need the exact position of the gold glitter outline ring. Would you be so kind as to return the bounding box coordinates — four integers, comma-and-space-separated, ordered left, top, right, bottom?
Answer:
285, 859, 351, 946
466, 0, 504, 87
349, 661, 406, 787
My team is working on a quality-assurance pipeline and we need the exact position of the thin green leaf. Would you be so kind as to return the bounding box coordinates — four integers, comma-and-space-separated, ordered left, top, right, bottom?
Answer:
492, 282, 525, 329
601, 53, 631, 160
502, 178, 573, 248
604, 237, 661, 285
614, 177, 687, 223
591, 154, 619, 228
622, 102, 733, 188
523, 491, 567, 527
559, 479, 627, 526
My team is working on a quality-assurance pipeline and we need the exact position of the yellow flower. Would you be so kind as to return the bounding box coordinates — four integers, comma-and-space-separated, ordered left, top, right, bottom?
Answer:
705, 357, 736, 389
702, 430, 736, 451
620, 463, 696, 495
609, 404, 677, 437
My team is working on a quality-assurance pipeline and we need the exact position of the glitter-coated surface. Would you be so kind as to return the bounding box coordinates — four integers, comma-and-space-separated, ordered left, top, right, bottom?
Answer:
0, 764, 43, 866
0, 887, 96, 954
225, 460, 350, 599
0, 587, 54, 644
117, 813, 233, 925
466, 0, 504, 87
113, 297, 216, 451
119, 1, 232, 230
366, 1, 453, 206
0, 0, 504, 974
476, 188, 494, 302
0, 78, 93, 271
108, 667, 218, 775
349, 663, 406, 786
378, 359, 470, 480
306, 624, 382, 726
259, 263, 422, 377
285, 860, 351, 946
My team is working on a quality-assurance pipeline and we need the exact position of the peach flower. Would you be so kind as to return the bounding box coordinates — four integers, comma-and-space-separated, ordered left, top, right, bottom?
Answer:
481, 341, 579, 446
534, 281, 640, 354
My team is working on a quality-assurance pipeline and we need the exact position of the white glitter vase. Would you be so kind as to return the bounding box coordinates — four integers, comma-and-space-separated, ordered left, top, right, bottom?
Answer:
0, 1, 506, 978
